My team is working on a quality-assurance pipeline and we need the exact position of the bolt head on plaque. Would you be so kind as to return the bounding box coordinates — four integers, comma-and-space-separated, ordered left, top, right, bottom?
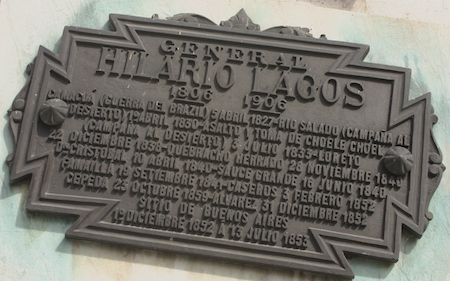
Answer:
383, 146, 414, 175
39, 98, 68, 126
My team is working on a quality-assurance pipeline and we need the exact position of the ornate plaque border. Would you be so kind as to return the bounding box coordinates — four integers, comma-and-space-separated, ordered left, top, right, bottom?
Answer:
7, 10, 445, 278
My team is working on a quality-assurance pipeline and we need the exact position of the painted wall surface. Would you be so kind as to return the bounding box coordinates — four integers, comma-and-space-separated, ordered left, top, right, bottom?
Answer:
1, 1, 449, 280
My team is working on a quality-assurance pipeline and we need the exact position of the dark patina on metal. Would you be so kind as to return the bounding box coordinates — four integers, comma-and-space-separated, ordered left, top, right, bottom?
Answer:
7, 10, 445, 279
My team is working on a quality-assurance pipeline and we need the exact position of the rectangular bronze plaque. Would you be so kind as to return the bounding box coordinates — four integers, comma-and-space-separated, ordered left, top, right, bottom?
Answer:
8, 10, 445, 278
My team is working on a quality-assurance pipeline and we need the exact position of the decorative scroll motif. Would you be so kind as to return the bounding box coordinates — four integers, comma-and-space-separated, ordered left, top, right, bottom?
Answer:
264, 26, 313, 37
7, 63, 34, 164
424, 108, 445, 223
7, 10, 444, 279
167, 13, 216, 25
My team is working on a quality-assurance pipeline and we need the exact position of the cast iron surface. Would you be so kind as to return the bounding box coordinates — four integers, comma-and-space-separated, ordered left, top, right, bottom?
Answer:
7, 9, 445, 279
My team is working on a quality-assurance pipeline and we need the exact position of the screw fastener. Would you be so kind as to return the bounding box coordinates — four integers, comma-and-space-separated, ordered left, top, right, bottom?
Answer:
383, 146, 413, 175
39, 98, 68, 126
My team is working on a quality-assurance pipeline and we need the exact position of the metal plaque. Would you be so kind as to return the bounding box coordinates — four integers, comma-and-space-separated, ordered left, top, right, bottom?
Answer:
7, 10, 445, 278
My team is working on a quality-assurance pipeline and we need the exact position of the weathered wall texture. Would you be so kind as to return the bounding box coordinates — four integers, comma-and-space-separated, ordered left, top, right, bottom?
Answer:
1, 0, 449, 280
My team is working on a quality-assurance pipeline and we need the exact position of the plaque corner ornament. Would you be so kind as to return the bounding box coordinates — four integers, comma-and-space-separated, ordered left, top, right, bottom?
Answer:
7, 10, 445, 279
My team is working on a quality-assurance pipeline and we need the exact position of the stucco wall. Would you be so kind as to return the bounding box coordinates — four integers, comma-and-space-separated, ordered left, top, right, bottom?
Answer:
1, 1, 449, 280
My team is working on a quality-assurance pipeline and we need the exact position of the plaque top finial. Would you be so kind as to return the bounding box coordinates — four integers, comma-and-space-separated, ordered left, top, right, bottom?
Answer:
220, 9, 261, 31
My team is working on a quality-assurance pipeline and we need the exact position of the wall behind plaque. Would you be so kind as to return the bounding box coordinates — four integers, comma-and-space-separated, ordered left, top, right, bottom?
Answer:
0, 0, 449, 280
